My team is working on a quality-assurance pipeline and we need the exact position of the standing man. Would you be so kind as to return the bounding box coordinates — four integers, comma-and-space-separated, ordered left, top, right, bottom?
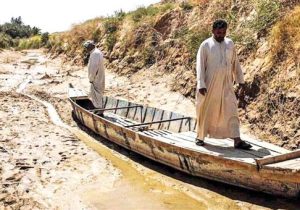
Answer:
83, 40, 105, 113
195, 19, 252, 150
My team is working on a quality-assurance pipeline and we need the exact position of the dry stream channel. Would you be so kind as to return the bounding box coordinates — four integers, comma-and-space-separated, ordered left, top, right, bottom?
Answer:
0, 50, 299, 209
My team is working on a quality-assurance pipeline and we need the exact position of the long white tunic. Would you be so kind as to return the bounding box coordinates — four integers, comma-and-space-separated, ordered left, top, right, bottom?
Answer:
196, 37, 244, 140
88, 48, 105, 108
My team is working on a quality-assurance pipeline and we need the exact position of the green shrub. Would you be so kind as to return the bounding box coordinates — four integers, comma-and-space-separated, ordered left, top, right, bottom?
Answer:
131, 7, 148, 22
0, 16, 43, 49
114, 10, 126, 21
18, 39, 27, 49
185, 29, 210, 61
229, 0, 280, 53
41, 32, 49, 46
172, 26, 210, 62
250, 0, 280, 31
18, 36, 41, 50
103, 15, 121, 52
104, 17, 119, 33
142, 46, 156, 66
47, 34, 59, 48
0, 32, 14, 48
160, 3, 175, 13
172, 26, 189, 39
0, 16, 41, 39
180, 2, 193, 11
92, 28, 101, 43
131, 6, 159, 22
173, 27, 210, 62
105, 33, 117, 52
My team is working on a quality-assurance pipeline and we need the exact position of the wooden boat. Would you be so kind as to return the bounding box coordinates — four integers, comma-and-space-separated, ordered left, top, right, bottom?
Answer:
68, 86, 300, 198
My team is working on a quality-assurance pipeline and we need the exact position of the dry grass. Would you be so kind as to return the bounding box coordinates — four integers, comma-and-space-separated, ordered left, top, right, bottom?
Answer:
63, 19, 102, 49
270, 6, 300, 63
190, 0, 210, 5
46, 19, 104, 59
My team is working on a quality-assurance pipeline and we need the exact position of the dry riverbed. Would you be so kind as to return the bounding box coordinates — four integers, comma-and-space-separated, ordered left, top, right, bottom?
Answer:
0, 49, 299, 210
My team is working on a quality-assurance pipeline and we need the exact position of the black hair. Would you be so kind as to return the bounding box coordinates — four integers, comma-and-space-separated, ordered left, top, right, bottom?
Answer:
212, 19, 228, 30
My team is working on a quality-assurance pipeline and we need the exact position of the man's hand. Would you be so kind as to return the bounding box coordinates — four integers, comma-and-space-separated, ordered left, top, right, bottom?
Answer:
236, 83, 247, 108
199, 88, 207, 96
238, 83, 246, 97
238, 83, 246, 89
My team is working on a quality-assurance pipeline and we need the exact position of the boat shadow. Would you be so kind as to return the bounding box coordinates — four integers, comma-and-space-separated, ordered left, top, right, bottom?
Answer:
73, 120, 299, 209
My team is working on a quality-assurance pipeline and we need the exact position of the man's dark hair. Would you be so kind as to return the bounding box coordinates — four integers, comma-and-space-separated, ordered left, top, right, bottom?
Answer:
212, 19, 228, 30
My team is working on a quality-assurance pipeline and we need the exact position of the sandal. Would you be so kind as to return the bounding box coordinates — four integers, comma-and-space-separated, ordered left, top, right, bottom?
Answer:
234, 141, 252, 150
195, 139, 204, 146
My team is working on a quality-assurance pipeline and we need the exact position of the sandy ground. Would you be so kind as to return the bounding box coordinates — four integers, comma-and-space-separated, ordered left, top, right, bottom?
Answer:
0, 49, 299, 210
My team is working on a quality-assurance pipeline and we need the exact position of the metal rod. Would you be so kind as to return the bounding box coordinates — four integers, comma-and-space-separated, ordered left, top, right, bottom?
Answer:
140, 107, 143, 123
125, 102, 131, 118
90, 105, 142, 112
125, 117, 191, 128
114, 100, 120, 114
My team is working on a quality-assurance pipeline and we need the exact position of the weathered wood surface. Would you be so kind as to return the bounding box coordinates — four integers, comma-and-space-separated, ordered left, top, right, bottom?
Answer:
68, 89, 300, 198
68, 86, 87, 99
268, 158, 300, 170
90, 105, 143, 112
256, 150, 300, 168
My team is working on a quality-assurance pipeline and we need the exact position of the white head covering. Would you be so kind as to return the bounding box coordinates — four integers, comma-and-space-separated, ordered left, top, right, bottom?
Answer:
83, 40, 95, 48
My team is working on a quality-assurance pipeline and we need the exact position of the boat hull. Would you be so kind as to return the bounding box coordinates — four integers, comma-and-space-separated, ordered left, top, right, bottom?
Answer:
69, 97, 300, 198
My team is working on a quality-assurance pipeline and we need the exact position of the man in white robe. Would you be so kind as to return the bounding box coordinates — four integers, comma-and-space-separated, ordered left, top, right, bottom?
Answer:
195, 20, 252, 150
83, 40, 105, 113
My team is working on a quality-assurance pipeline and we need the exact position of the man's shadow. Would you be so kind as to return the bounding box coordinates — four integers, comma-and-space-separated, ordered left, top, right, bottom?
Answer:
203, 143, 271, 159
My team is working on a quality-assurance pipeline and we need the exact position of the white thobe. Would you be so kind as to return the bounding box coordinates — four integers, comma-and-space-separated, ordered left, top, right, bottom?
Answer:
196, 37, 244, 140
88, 48, 105, 108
